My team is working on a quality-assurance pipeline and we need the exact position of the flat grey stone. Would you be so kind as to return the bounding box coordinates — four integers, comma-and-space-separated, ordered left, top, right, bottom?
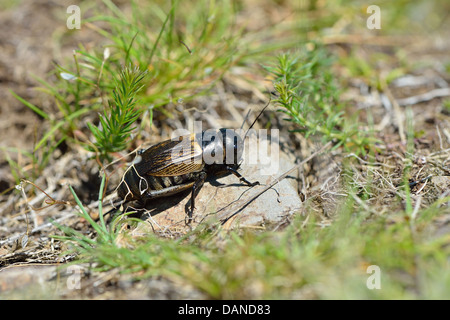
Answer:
130, 135, 302, 236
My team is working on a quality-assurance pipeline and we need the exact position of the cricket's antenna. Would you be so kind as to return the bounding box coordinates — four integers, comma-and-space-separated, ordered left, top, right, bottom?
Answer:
243, 95, 271, 141
238, 95, 271, 167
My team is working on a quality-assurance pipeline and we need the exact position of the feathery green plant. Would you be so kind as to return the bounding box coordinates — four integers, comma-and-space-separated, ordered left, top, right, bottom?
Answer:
268, 47, 341, 131
86, 65, 146, 161
266, 46, 374, 154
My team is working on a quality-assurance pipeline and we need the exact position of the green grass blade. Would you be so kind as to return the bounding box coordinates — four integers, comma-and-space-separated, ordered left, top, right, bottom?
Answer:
9, 90, 49, 120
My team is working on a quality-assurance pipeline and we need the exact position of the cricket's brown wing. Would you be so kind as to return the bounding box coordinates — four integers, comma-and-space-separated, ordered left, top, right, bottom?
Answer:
136, 134, 204, 177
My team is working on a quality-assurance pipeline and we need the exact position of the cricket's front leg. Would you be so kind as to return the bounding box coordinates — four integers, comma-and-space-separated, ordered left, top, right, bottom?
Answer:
226, 166, 259, 187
